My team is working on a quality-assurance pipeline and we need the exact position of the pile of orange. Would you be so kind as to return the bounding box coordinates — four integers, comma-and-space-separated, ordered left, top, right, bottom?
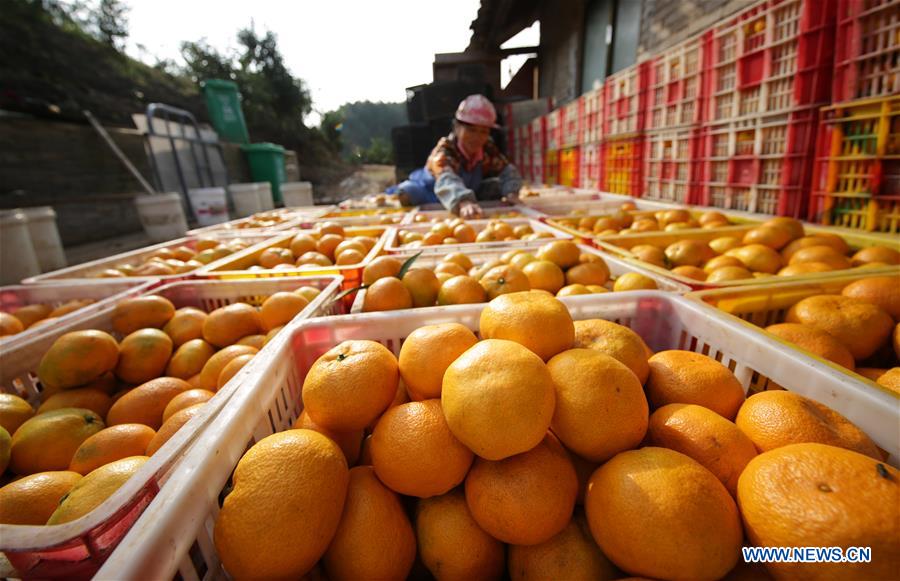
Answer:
557, 207, 733, 236
246, 222, 380, 270
211, 292, 899, 580
411, 210, 523, 223
1, 299, 97, 338
359, 239, 660, 312
97, 237, 251, 278
0, 285, 321, 527
622, 217, 899, 283
215, 210, 296, 231
394, 218, 555, 248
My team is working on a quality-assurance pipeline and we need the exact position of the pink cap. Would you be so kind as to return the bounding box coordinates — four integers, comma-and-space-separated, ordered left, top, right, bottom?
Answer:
455, 94, 500, 129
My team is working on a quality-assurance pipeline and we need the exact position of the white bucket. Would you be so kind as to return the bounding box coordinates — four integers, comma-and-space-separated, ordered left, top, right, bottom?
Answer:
256, 182, 275, 211
135, 193, 190, 242
228, 183, 264, 218
281, 181, 313, 207
187, 187, 230, 226
0, 210, 41, 285
21, 206, 67, 272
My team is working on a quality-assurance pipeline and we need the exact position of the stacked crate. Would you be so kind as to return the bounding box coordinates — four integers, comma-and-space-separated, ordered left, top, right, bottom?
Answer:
601, 61, 652, 196
531, 116, 547, 184
560, 98, 584, 186
579, 88, 604, 189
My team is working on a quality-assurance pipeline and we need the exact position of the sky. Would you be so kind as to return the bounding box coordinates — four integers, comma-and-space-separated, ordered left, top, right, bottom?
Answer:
123, 0, 484, 124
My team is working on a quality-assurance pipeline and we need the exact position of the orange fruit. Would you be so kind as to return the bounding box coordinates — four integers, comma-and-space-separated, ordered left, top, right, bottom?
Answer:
162, 307, 207, 348
856, 367, 888, 382
573, 319, 650, 383
362, 277, 413, 312
742, 225, 792, 250
48, 299, 94, 318
776, 262, 834, 276
322, 466, 416, 581
145, 403, 205, 456
112, 296, 175, 335
737, 443, 899, 581
0, 471, 82, 524
630, 218, 659, 232
851, 246, 900, 266
317, 221, 345, 237
302, 340, 398, 431
293, 409, 363, 466
214, 430, 349, 580
510, 252, 538, 271
371, 400, 473, 497
508, 511, 618, 581
434, 261, 468, 278
362, 256, 402, 286
876, 367, 900, 394
762, 217, 804, 240
402, 268, 441, 308
480, 292, 574, 361
0, 313, 24, 336
703, 255, 744, 272
538, 240, 581, 269
548, 349, 648, 462
289, 233, 318, 257
706, 265, 754, 282
709, 236, 743, 254
259, 247, 293, 268
37, 388, 112, 419
260, 292, 309, 331
335, 248, 365, 265
334, 239, 367, 259
841, 276, 900, 319
437, 275, 487, 305
295, 286, 322, 302
297, 251, 332, 266
469, 259, 504, 281
586, 285, 608, 294
629, 244, 667, 267
725, 244, 783, 274
466, 434, 577, 545
556, 283, 592, 296
0, 393, 35, 435
415, 489, 505, 580
781, 234, 848, 260
68, 423, 156, 475
735, 391, 881, 459
453, 223, 476, 243
166, 338, 216, 380
699, 211, 727, 225
480, 265, 530, 299
786, 294, 893, 360
106, 377, 191, 430
444, 252, 474, 270
115, 328, 173, 385
10, 408, 105, 474
646, 350, 745, 420
648, 403, 757, 496
398, 323, 477, 401
163, 389, 215, 423
523, 260, 566, 294
671, 265, 708, 280
196, 345, 259, 391
217, 353, 255, 389
203, 303, 262, 348
566, 261, 610, 286
788, 245, 852, 270
613, 272, 657, 291
37, 330, 120, 392
11, 304, 52, 328
764, 323, 856, 370
664, 240, 715, 267
585, 447, 741, 579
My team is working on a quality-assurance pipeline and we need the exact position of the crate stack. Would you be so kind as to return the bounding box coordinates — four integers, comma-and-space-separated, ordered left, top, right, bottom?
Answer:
544, 108, 564, 185
579, 88, 604, 189
808, 0, 900, 233
531, 116, 547, 183
559, 98, 583, 186
498, 99, 552, 184
601, 61, 652, 196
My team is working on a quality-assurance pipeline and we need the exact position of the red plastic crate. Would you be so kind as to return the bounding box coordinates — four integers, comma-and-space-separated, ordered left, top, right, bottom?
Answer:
579, 142, 601, 189
559, 147, 580, 187
646, 31, 713, 130
696, 107, 819, 217
808, 193, 900, 233
643, 127, 703, 204
561, 97, 584, 148
602, 61, 652, 137
706, 0, 836, 124
546, 109, 563, 151
601, 136, 645, 196
545, 149, 560, 185
531, 150, 545, 185
531, 115, 547, 158
581, 87, 604, 144
832, 0, 900, 102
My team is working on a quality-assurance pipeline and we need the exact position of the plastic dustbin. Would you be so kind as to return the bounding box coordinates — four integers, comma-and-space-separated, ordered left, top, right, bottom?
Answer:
241, 143, 286, 205
201, 79, 250, 144
21, 206, 67, 272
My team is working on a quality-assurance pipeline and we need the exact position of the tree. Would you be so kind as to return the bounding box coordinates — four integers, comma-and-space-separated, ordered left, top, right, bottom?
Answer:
180, 40, 235, 83
319, 110, 343, 153
95, 0, 128, 50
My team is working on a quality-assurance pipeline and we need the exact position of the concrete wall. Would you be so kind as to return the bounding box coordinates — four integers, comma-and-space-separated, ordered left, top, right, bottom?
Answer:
638, 0, 751, 57
538, 0, 586, 105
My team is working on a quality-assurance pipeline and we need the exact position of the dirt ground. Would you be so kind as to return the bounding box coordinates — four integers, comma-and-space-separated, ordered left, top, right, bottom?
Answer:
314, 164, 396, 205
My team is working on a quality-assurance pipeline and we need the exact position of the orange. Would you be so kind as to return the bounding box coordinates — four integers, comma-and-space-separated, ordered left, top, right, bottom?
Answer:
725, 244, 783, 274
334, 239, 367, 259
511, 252, 539, 271
742, 225, 792, 250
851, 246, 900, 266
659, 209, 691, 226
699, 211, 727, 225
762, 217, 804, 240
782, 234, 850, 260
163, 389, 215, 423
106, 377, 191, 430
856, 367, 888, 381
480, 292, 574, 361
648, 403, 757, 496
202, 303, 262, 348
214, 430, 349, 580
0, 312, 24, 336
79, 371, 119, 396
735, 391, 881, 458
453, 223, 476, 243
703, 255, 744, 272
841, 275, 900, 319
646, 350, 746, 420
289, 233, 318, 257
508, 511, 618, 581
10, 408, 105, 474
48, 299, 94, 318
335, 248, 365, 265
437, 275, 487, 305
415, 490, 505, 580
115, 328, 173, 385
362, 277, 413, 312
296, 251, 332, 266
764, 323, 856, 370
524, 260, 566, 294
737, 443, 899, 581
468, 259, 504, 281
362, 256, 402, 286
322, 465, 416, 581
145, 403, 205, 455
0, 471, 82, 524
37, 330, 119, 392
788, 245, 851, 270
216, 353, 255, 389
585, 447, 741, 579
586, 285, 608, 294
669, 265, 706, 281
709, 236, 743, 254
293, 409, 363, 466
295, 285, 322, 302
37, 388, 112, 419
11, 304, 52, 328
573, 319, 650, 383
629, 244, 667, 267
786, 294, 893, 360
197, 345, 259, 391
0, 393, 35, 435
259, 247, 293, 268
538, 240, 581, 269
165, 338, 216, 380
435, 261, 467, 277
548, 349, 648, 462
630, 218, 659, 232
876, 367, 900, 394
260, 292, 309, 331
566, 261, 610, 286
398, 323, 478, 400
443, 252, 474, 271
613, 272, 657, 291
465, 434, 577, 545
317, 221, 345, 237
664, 240, 715, 268
162, 307, 207, 348
776, 262, 834, 276
556, 283, 592, 296
112, 295, 176, 335
302, 340, 398, 431
480, 265, 530, 299
402, 268, 440, 307
706, 265, 754, 282
894, 322, 900, 358
68, 424, 156, 475
371, 400, 473, 497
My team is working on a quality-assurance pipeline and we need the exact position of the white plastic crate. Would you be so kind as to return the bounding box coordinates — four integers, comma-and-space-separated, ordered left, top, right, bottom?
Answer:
0, 276, 343, 579
186, 206, 329, 236
643, 128, 701, 205
99, 291, 899, 580
401, 205, 532, 225
383, 219, 572, 254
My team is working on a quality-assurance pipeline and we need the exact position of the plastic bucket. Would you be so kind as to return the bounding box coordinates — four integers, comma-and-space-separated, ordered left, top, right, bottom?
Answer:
0, 210, 41, 284
280, 181, 313, 207
227, 183, 264, 218
135, 193, 190, 242
257, 182, 275, 211
20, 206, 67, 272
187, 188, 229, 227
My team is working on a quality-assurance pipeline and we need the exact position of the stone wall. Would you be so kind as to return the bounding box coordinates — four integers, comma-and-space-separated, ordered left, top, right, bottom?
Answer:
638, 0, 752, 57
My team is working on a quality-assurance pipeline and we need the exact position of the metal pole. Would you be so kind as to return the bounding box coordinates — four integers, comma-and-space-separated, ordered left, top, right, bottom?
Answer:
83, 110, 157, 195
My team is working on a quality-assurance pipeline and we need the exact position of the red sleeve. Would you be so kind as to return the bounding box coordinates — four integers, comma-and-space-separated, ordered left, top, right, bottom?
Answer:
426, 137, 462, 176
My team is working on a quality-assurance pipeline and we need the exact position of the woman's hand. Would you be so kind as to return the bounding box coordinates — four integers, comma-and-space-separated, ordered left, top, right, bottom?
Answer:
458, 200, 484, 219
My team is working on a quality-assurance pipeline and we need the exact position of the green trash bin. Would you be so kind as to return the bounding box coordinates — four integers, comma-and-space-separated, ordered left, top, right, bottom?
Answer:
242, 143, 287, 204
202, 79, 250, 144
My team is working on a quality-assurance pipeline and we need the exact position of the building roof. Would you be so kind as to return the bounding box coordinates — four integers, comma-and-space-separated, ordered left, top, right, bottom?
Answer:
468, 0, 540, 51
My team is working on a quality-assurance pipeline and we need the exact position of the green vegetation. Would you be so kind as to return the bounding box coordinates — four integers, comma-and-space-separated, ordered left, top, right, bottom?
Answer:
322, 101, 408, 164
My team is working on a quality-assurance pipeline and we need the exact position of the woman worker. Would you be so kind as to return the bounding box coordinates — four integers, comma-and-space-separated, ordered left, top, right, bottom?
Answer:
394, 95, 523, 218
